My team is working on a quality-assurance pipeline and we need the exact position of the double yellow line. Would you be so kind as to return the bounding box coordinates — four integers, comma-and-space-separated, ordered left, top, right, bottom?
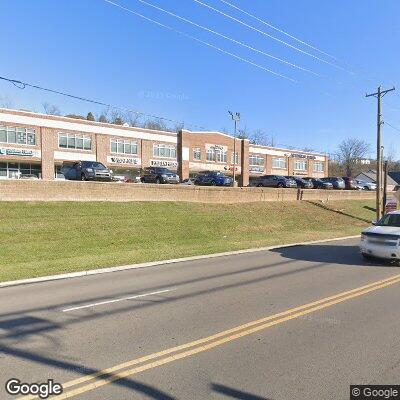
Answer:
25, 273, 400, 399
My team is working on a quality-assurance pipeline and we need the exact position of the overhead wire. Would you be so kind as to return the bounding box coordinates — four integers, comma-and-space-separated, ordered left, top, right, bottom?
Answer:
0, 75, 208, 130
104, 0, 296, 82
191, 0, 353, 73
218, 0, 340, 61
134, 0, 322, 77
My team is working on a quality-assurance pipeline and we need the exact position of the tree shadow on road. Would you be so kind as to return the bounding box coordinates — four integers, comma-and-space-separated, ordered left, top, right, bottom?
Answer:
211, 383, 273, 399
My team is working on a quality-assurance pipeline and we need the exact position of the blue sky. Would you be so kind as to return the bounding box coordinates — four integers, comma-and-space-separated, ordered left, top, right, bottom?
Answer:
2, 0, 400, 157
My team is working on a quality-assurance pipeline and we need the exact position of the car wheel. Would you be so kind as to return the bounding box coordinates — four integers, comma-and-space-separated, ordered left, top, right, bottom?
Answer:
362, 253, 374, 261
364, 186, 370, 190
81, 174, 86, 181
155, 177, 161, 184
277, 182, 284, 188
140, 177, 145, 183
257, 183, 263, 187
211, 181, 217, 186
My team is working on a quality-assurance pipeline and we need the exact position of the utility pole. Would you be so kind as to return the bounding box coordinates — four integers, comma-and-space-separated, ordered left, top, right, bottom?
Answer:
366, 86, 395, 220
383, 159, 388, 214
228, 111, 240, 186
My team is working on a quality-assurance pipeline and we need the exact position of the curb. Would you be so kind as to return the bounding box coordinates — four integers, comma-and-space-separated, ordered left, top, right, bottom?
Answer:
0, 235, 359, 289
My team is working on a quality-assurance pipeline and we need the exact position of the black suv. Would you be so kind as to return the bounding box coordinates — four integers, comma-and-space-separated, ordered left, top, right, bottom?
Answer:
141, 167, 180, 184
251, 175, 297, 188
285, 176, 313, 189
61, 161, 113, 181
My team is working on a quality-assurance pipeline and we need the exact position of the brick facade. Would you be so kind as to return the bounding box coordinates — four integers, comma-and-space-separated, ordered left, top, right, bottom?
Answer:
0, 108, 329, 186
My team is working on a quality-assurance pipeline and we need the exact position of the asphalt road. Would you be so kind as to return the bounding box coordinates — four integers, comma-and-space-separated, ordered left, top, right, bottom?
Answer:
1, 238, 400, 400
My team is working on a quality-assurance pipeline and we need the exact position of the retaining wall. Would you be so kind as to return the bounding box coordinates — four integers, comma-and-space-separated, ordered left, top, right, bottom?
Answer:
0, 180, 378, 203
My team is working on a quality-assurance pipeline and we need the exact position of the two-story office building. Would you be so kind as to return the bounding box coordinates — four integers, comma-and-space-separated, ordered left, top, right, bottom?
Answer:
0, 108, 328, 185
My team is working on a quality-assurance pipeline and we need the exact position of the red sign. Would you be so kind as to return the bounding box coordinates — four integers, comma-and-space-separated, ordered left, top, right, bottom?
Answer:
385, 199, 398, 213
224, 165, 238, 172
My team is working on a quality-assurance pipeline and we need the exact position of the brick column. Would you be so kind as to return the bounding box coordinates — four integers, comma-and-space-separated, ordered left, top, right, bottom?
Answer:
239, 139, 249, 187
177, 130, 190, 181
96, 134, 108, 165
40, 127, 56, 180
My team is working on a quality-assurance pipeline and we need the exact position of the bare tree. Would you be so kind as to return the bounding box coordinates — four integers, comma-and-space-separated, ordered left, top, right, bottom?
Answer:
43, 102, 61, 116
336, 138, 371, 177
125, 112, 142, 127
0, 95, 13, 109
249, 129, 273, 146
236, 126, 249, 139
143, 118, 168, 131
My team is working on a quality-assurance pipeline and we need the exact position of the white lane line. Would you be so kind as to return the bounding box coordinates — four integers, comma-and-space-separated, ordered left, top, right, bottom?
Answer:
62, 289, 175, 312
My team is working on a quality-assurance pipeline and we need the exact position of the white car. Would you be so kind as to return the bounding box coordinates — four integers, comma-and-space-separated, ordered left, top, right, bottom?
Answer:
356, 179, 377, 191
360, 211, 400, 263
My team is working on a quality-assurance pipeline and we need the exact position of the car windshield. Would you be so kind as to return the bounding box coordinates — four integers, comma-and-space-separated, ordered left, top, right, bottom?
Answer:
157, 168, 172, 174
376, 214, 400, 227
83, 162, 106, 169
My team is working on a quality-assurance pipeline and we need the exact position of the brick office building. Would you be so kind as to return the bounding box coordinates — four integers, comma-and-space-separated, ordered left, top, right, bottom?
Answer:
0, 108, 328, 185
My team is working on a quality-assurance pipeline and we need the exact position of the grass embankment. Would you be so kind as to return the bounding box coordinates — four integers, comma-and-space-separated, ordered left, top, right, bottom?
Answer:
0, 200, 375, 282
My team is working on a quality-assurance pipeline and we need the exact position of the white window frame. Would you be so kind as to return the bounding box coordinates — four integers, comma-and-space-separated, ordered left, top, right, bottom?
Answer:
313, 161, 324, 172
232, 152, 239, 165
216, 149, 227, 163
153, 143, 177, 159
110, 138, 138, 155
272, 157, 287, 169
58, 133, 92, 151
193, 147, 201, 160
206, 148, 215, 162
0, 125, 36, 146
249, 154, 264, 166
294, 159, 308, 171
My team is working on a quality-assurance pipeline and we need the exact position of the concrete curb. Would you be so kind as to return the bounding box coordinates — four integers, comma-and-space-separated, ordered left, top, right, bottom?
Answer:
0, 235, 359, 289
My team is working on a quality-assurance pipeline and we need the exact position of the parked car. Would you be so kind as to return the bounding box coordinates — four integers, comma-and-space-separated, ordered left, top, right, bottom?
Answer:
19, 174, 39, 180
141, 167, 179, 184
180, 178, 195, 185
303, 178, 333, 189
194, 171, 233, 186
342, 177, 358, 190
321, 177, 346, 189
251, 175, 297, 188
360, 211, 400, 264
285, 176, 313, 189
355, 179, 377, 191
61, 161, 113, 181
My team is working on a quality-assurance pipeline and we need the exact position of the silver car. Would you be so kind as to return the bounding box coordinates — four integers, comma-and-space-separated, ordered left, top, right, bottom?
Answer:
356, 180, 377, 190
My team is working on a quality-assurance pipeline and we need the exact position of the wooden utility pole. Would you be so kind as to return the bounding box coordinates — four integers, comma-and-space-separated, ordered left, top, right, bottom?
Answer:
366, 86, 395, 220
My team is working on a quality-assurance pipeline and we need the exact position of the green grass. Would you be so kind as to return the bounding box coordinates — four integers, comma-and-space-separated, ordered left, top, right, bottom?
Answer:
0, 200, 375, 282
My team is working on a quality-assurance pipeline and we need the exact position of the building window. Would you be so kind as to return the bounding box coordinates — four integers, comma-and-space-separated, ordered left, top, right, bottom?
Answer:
153, 144, 176, 158
0, 125, 36, 145
294, 160, 308, 171
110, 139, 138, 155
313, 161, 324, 172
206, 148, 215, 162
193, 147, 201, 160
232, 152, 238, 165
249, 154, 264, 166
59, 133, 92, 150
216, 149, 227, 163
272, 157, 287, 169
0, 162, 41, 179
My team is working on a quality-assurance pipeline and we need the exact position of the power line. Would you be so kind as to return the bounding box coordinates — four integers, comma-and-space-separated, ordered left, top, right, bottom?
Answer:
385, 121, 400, 133
104, 0, 296, 82
0, 75, 209, 130
134, 0, 322, 77
192, 0, 352, 73
218, 0, 340, 62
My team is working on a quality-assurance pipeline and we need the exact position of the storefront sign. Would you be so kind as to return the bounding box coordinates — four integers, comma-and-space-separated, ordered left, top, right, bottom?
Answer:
286, 153, 316, 160
107, 155, 141, 165
249, 166, 264, 174
224, 165, 238, 172
0, 147, 40, 158
150, 159, 178, 168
